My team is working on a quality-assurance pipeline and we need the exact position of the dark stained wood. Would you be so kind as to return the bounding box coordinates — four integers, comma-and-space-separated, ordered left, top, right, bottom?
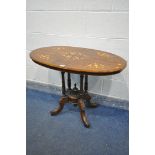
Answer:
50, 96, 68, 116
31, 46, 127, 128
61, 72, 66, 95
67, 73, 71, 90
80, 74, 84, 91
78, 99, 90, 128
30, 46, 127, 76
84, 75, 88, 92
51, 94, 90, 128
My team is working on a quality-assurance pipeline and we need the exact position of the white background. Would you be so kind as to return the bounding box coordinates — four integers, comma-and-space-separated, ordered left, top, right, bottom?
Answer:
0, 0, 155, 155
26, 0, 129, 100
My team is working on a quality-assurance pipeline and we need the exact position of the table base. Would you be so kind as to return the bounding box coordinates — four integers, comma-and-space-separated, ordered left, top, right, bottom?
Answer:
50, 72, 98, 128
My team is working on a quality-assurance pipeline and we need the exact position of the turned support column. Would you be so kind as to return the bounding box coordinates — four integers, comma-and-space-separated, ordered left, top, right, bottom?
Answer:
80, 74, 84, 91
51, 72, 97, 128
84, 75, 88, 92
67, 73, 71, 90
61, 72, 66, 95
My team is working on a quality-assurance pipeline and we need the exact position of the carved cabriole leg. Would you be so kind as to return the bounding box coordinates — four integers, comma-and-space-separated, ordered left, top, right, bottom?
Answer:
50, 72, 95, 128
50, 96, 68, 115
78, 99, 90, 128
50, 72, 67, 116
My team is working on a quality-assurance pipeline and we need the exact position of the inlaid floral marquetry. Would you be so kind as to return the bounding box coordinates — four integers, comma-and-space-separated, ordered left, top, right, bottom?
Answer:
30, 46, 127, 128
30, 46, 127, 75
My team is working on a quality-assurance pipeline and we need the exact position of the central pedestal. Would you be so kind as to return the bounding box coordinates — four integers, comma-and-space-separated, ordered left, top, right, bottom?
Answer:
50, 72, 98, 128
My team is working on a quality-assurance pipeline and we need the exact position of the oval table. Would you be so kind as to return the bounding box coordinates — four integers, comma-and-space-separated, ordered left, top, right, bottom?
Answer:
30, 46, 126, 128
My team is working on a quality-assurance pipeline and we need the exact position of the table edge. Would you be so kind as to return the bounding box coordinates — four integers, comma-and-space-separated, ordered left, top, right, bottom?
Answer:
31, 59, 127, 76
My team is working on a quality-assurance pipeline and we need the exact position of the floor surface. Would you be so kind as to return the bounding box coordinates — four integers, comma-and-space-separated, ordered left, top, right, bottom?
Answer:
26, 88, 129, 155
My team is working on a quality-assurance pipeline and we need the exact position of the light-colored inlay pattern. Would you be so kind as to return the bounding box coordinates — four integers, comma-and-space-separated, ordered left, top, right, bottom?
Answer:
62, 51, 86, 60
59, 64, 66, 67
39, 54, 49, 60
87, 63, 105, 69
30, 46, 126, 75
97, 52, 110, 58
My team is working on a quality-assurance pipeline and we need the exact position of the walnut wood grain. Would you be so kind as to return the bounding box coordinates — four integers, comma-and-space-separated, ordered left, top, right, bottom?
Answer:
50, 96, 68, 116
50, 95, 90, 128
30, 46, 127, 76
78, 99, 90, 128
30, 46, 127, 128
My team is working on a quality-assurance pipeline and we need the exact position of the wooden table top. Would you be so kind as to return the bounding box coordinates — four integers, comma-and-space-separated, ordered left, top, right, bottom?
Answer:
30, 46, 126, 75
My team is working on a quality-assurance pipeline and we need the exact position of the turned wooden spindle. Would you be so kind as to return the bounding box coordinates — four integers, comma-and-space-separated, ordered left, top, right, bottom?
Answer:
84, 75, 88, 92
80, 74, 84, 91
67, 73, 71, 90
30, 46, 127, 128
61, 72, 66, 95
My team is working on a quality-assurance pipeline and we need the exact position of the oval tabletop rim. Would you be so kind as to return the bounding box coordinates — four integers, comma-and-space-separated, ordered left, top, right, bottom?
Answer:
30, 46, 127, 76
